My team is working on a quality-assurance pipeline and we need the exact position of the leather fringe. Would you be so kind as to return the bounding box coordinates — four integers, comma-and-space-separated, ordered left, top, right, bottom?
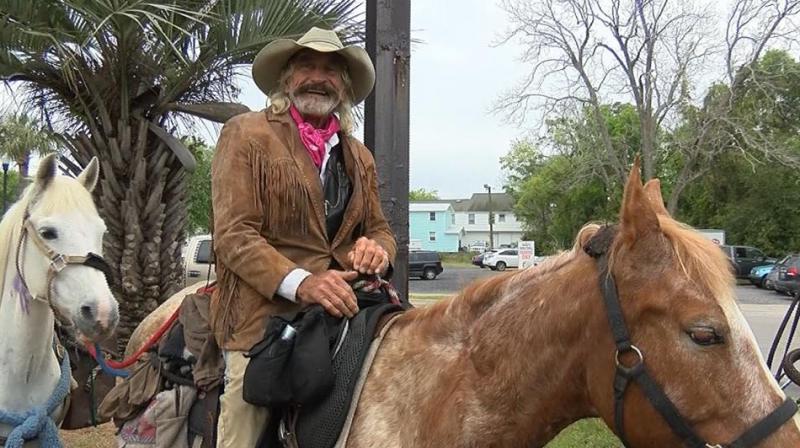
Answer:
250, 147, 308, 237
213, 267, 239, 343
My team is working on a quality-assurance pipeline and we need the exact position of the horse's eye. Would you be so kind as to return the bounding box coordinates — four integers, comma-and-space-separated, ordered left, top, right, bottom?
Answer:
40, 228, 58, 240
688, 327, 723, 346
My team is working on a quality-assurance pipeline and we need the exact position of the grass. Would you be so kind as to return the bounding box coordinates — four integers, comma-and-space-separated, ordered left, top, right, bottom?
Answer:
439, 251, 475, 266
546, 419, 622, 447
63, 419, 620, 447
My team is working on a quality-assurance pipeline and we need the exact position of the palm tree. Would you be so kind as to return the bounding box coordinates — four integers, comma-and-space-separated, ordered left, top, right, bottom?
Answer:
0, 112, 56, 194
0, 0, 363, 348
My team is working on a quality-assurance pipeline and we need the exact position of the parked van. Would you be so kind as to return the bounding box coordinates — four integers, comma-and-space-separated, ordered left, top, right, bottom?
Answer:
183, 234, 215, 286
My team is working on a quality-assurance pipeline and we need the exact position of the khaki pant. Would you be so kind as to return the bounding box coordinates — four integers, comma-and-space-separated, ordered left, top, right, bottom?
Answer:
217, 351, 270, 448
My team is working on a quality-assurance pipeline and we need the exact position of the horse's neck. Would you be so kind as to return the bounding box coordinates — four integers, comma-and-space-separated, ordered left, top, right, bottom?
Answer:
0, 260, 59, 413
355, 256, 603, 447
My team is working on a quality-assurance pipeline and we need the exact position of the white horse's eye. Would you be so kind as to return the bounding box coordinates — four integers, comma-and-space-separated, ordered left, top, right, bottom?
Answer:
40, 228, 58, 240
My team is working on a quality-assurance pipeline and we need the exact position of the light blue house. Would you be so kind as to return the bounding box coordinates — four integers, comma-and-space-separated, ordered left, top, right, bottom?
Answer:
409, 202, 462, 252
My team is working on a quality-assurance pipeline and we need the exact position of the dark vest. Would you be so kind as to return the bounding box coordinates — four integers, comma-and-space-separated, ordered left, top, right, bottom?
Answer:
321, 141, 351, 243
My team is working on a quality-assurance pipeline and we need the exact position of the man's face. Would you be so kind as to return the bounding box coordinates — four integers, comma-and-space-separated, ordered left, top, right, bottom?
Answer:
286, 50, 347, 118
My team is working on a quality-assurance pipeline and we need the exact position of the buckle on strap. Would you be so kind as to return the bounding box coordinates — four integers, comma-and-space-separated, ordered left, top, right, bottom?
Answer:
50, 254, 67, 272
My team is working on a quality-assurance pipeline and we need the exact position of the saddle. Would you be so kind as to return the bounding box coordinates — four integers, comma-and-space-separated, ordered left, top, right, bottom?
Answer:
249, 291, 405, 448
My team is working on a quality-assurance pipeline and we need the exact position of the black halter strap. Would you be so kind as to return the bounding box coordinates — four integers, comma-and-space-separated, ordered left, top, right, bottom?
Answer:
586, 229, 797, 448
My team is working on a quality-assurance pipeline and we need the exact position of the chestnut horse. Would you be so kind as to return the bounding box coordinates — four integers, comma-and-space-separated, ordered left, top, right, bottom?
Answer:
127, 162, 800, 447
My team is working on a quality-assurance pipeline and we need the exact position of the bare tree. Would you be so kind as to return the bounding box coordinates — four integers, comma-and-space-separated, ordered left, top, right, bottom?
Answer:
496, 0, 800, 213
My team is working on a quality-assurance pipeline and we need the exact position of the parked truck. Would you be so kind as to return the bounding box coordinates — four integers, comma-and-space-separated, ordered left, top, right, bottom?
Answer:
182, 234, 215, 286
697, 229, 726, 246
719, 244, 775, 279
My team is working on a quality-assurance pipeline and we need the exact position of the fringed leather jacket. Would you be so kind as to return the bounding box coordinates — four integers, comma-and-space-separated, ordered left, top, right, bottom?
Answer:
210, 110, 396, 351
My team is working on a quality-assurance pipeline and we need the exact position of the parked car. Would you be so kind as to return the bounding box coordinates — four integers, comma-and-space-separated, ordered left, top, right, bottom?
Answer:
764, 256, 790, 290
183, 234, 215, 286
773, 254, 800, 296
471, 249, 498, 268
719, 245, 775, 278
483, 249, 519, 271
749, 264, 775, 288
409, 250, 444, 280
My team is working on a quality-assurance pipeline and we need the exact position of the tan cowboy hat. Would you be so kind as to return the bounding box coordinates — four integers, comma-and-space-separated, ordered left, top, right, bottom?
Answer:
252, 27, 376, 105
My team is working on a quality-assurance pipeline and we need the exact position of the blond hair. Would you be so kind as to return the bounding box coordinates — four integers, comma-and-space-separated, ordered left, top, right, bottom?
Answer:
268, 63, 356, 135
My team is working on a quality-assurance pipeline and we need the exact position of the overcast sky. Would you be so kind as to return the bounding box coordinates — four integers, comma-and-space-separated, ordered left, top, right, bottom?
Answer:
230, 0, 529, 200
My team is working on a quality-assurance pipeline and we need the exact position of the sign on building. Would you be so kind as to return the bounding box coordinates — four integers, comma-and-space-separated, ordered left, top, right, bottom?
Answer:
519, 241, 536, 269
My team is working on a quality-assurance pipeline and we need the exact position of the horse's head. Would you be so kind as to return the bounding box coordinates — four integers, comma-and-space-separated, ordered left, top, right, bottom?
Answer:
586, 159, 800, 446
13, 154, 118, 341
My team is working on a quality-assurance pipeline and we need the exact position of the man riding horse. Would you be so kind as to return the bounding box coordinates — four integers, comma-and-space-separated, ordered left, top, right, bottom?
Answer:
210, 26, 396, 448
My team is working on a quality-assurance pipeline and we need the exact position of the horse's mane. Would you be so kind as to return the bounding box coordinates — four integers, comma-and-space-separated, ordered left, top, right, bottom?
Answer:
0, 177, 98, 305
609, 216, 734, 300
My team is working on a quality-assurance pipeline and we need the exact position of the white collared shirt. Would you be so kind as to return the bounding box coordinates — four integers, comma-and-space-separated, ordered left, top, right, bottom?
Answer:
277, 132, 341, 302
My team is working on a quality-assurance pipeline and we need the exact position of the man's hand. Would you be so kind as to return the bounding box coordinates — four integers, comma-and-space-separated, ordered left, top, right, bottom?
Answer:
348, 237, 389, 275
296, 270, 359, 318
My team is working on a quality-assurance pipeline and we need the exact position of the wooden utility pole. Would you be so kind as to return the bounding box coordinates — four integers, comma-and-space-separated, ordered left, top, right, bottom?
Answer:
364, 0, 410, 300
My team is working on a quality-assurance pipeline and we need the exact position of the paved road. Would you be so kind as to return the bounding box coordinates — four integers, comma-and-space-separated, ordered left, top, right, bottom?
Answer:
411, 265, 791, 304
410, 265, 800, 383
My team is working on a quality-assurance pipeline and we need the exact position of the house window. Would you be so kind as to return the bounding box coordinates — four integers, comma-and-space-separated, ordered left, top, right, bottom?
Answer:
468, 213, 475, 224
498, 214, 506, 223
429, 232, 436, 242
429, 212, 436, 221
451, 214, 455, 225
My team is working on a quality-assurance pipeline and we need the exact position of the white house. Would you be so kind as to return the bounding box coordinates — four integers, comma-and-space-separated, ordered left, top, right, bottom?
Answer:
408, 193, 524, 252
451, 193, 524, 249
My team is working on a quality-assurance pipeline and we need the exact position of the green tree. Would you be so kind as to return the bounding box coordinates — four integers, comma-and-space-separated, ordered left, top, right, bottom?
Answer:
676, 50, 800, 254
499, 137, 545, 200
186, 138, 213, 235
0, 0, 363, 346
0, 113, 56, 194
409, 188, 439, 201
0, 169, 20, 216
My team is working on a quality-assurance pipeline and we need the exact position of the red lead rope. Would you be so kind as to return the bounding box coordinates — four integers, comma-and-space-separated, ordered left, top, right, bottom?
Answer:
87, 282, 217, 369
86, 305, 181, 369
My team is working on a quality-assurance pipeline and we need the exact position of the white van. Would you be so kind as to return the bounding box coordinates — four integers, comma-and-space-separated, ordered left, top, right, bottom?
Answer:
184, 234, 215, 286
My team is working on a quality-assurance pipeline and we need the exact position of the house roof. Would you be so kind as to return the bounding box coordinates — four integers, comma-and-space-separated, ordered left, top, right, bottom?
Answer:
408, 193, 515, 213
456, 193, 514, 212
409, 202, 452, 212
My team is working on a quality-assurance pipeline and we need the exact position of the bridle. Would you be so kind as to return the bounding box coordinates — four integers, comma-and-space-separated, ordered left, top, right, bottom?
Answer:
15, 211, 114, 323
585, 226, 798, 448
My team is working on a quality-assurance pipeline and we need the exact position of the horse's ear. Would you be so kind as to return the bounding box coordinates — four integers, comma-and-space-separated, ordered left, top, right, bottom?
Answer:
77, 157, 100, 192
620, 156, 660, 244
643, 179, 670, 217
35, 153, 59, 188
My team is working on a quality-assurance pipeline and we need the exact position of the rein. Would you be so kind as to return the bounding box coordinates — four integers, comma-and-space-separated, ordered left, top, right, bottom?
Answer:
585, 227, 798, 448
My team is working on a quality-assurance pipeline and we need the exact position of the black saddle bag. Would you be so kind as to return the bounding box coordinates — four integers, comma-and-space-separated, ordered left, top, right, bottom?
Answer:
243, 306, 338, 408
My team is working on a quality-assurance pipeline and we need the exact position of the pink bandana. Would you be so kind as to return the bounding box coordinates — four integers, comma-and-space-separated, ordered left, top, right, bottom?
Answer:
289, 105, 340, 169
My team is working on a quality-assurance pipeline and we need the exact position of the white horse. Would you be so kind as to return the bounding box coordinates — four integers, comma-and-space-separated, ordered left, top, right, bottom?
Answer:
0, 154, 119, 447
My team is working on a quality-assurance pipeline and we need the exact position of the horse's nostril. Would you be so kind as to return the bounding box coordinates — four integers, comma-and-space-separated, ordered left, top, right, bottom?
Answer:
80, 305, 94, 320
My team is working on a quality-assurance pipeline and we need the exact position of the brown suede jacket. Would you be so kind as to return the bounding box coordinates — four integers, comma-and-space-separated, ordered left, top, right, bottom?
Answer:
210, 109, 397, 351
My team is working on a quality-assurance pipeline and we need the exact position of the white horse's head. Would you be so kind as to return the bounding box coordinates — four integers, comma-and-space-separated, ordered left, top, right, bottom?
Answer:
1, 154, 118, 341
